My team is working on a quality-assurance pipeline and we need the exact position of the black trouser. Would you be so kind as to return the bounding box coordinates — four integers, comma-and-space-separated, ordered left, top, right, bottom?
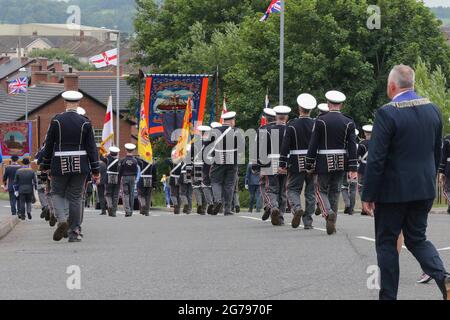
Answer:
8, 191, 18, 215
374, 200, 447, 300
18, 193, 33, 218
97, 184, 106, 213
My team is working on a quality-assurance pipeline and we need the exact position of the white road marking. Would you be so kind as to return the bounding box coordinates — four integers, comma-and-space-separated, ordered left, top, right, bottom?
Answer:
357, 236, 408, 249
239, 216, 327, 232
437, 247, 450, 252
240, 216, 263, 221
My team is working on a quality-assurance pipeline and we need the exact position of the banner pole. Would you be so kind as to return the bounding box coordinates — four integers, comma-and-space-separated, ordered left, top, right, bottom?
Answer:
279, 0, 285, 105
116, 31, 121, 147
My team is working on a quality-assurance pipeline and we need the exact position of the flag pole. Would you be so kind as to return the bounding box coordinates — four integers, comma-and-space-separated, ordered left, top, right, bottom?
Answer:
279, 0, 285, 105
116, 31, 121, 148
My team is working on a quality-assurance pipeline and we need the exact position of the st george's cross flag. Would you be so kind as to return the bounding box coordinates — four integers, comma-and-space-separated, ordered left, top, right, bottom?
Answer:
100, 95, 114, 156
260, 0, 282, 22
89, 48, 118, 69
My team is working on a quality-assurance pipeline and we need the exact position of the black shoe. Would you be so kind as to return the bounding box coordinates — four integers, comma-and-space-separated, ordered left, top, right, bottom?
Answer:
344, 207, 350, 214
212, 203, 222, 216
262, 208, 271, 221
291, 208, 305, 229
249, 208, 253, 214
174, 206, 180, 215
315, 206, 321, 216
304, 225, 314, 230
197, 206, 202, 214
271, 208, 281, 226
145, 213, 150, 217
20, 215, 26, 221
235, 206, 240, 214
44, 209, 51, 221
40, 207, 47, 219
49, 214, 57, 227
27, 213, 32, 220
447, 206, 450, 214
326, 212, 337, 235
183, 205, 189, 214
348, 210, 354, 216
207, 204, 214, 215
361, 211, 369, 216
224, 212, 234, 216
100, 211, 107, 215
53, 222, 69, 242
68, 232, 82, 243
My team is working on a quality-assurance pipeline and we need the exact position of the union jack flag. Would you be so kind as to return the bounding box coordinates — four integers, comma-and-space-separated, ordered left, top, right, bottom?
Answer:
260, 0, 282, 22
7, 77, 28, 95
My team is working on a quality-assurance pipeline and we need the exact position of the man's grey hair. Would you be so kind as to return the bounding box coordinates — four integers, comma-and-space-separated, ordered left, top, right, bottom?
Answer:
389, 64, 415, 89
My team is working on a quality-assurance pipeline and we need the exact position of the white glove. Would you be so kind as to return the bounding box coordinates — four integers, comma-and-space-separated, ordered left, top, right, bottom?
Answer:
245, 184, 249, 190
14, 191, 19, 197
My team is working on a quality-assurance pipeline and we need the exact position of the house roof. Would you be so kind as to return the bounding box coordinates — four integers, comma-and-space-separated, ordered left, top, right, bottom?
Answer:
0, 58, 35, 80
0, 76, 134, 122
26, 37, 55, 49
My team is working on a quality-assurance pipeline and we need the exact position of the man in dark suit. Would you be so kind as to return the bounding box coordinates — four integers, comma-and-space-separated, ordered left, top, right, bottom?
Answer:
97, 159, 108, 215
13, 158, 37, 220
2, 155, 21, 215
362, 64, 449, 300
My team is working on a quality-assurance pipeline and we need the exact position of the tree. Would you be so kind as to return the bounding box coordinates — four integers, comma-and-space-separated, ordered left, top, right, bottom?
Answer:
415, 57, 450, 134
133, 0, 450, 130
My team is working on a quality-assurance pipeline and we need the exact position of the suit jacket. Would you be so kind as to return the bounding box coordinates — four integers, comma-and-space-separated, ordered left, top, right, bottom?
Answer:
14, 167, 37, 194
361, 90, 442, 203
3, 164, 21, 192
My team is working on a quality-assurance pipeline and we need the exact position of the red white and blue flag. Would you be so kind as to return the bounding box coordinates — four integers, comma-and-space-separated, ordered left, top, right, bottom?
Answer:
260, 0, 282, 22
7, 77, 28, 95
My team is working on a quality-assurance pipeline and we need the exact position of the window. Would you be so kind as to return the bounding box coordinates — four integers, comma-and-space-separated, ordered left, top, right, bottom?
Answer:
94, 129, 103, 145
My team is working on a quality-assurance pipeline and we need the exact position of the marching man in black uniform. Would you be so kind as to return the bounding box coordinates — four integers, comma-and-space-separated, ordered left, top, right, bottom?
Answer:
137, 156, 157, 216
119, 143, 139, 217
192, 125, 212, 215
439, 120, 450, 214
209, 111, 240, 216
104, 146, 121, 217
357, 125, 372, 215
179, 151, 194, 215
169, 153, 183, 215
255, 108, 277, 221
306, 90, 358, 235
280, 94, 317, 229
265, 105, 291, 226
40, 91, 100, 243
341, 128, 359, 215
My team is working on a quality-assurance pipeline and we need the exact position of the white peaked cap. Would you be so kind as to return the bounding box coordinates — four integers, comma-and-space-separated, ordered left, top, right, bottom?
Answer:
77, 107, 86, 116
362, 125, 373, 133
273, 105, 292, 115
125, 143, 137, 151
318, 103, 329, 112
325, 90, 346, 104
263, 108, 276, 117
210, 122, 222, 128
297, 93, 317, 110
197, 125, 211, 132
221, 111, 237, 120
109, 146, 120, 153
62, 91, 83, 102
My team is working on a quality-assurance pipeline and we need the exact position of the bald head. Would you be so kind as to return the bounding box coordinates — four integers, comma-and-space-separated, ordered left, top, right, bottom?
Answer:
387, 65, 415, 99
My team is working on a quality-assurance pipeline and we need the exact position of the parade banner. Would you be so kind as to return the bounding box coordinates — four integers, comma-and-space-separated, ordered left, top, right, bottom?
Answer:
0, 122, 32, 158
144, 74, 209, 145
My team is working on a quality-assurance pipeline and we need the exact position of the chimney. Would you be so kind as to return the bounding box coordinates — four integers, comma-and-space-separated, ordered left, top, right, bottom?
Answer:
64, 73, 79, 91
32, 71, 49, 85
48, 71, 60, 84
51, 61, 64, 72
37, 57, 48, 71
30, 63, 41, 74
0, 56, 10, 65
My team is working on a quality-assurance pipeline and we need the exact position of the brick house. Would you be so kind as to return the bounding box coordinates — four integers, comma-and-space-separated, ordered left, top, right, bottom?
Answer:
0, 61, 137, 158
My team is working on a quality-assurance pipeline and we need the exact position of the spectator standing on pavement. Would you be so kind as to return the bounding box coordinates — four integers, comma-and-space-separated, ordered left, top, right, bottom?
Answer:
2, 155, 21, 216
245, 163, 262, 213
13, 158, 37, 220
161, 174, 171, 208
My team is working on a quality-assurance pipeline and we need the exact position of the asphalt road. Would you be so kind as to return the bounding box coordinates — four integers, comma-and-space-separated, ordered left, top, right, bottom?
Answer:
0, 201, 449, 300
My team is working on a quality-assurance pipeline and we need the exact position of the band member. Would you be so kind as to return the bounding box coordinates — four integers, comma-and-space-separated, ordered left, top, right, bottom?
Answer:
209, 111, 241, 216
40, 91, 100, 243
137, 157, 157, 216
306, 90, 358, 235
252, 108, 277, 221
169, 153, 183, 215
265, 106, 291, 226
192, 125, 213, 215
341, 128, 360, 215
104, 146, 121, 217
358, 125, 373, 215
120, 143, 139, 217
180, 158, 193, 215
314, 103, 329, 217
280, 94, 317, 229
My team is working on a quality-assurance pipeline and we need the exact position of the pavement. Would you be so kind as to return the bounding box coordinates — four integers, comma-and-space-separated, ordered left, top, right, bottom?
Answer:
0, 201, 449, 300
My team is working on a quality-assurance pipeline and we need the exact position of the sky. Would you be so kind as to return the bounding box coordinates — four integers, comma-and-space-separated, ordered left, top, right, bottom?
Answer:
424, 0, 450, 7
